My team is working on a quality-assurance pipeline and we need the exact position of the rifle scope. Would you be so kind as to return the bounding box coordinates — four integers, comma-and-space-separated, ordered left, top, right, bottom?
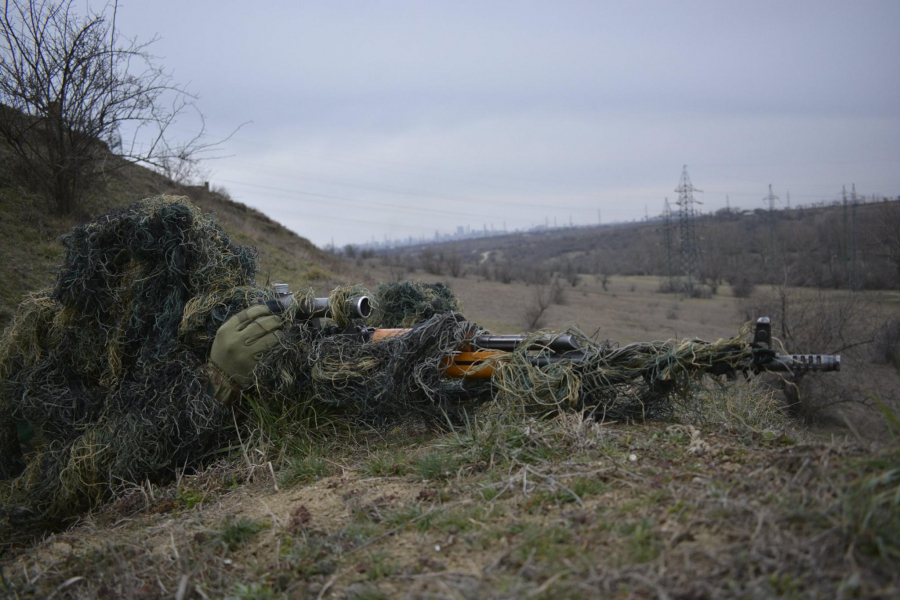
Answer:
271, 283, 372, 320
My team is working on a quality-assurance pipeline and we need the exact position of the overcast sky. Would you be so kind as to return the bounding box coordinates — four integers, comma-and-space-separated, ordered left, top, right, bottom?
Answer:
115, 0, 900, 248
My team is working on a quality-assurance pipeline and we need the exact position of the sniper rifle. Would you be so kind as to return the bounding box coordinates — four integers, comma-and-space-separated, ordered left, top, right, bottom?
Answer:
267, 284, 841, 380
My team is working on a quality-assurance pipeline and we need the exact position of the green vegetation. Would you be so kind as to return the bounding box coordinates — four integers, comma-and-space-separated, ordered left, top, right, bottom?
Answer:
216, 517, 268, 551
0, 395, 897, 597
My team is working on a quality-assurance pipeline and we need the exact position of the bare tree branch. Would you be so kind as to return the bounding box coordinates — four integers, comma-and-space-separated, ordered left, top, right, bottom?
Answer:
0, 0, 234, 212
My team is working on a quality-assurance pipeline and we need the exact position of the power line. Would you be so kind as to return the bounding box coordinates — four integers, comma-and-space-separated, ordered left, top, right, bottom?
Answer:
220, 158, 599, 212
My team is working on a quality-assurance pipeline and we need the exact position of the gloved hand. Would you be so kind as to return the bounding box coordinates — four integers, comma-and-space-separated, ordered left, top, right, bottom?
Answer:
203, 304, 285, 403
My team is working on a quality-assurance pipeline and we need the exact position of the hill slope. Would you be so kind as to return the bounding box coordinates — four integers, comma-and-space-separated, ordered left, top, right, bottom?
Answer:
0, 159, 346, 326
384, 201, 900, 292
0, 151, 897, 599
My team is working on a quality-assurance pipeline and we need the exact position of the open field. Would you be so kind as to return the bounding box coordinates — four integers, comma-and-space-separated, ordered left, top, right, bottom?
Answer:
6, 262, 897, 598
356, 262, 900, 344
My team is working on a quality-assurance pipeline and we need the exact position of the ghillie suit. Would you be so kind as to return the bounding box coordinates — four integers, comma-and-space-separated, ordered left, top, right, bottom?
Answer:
0, 196, 265, 525
0, 196, 755, 529
368, 281, 461, 328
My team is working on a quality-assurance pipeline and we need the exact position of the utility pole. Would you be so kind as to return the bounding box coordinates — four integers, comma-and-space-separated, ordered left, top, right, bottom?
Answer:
675, 165, 702, 297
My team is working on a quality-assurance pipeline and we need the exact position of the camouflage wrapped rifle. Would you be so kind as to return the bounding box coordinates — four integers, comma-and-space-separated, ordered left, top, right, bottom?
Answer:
274, 284, 841, 382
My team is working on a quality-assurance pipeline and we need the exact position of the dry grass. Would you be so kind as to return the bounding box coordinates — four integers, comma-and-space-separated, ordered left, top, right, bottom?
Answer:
2, 385, 897, 599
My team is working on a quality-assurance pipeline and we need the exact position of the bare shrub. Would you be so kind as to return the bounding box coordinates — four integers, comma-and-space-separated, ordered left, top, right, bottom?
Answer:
688, 285, 712, 299
495, 262, 513, 284
519, 266, 550, 286
657, 279, 678, 294
420, 248, 443, 275
523, 276, 563, 329
740, 282, 880, 420
731, 277, 755, 298
0, 0, 230, 212
446, 248, 464, 278
381, 255, 405, 282
666, 302, 679, 320
872, 317, 900, 370
598, 272, 610, 291
562, 260, 580, 287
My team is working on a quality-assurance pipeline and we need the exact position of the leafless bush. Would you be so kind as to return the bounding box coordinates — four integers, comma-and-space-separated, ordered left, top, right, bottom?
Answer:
446, 248, 464, 278
666, 302, 679, 320
519, 266, 550, 286
657, 279, 678, 294
561, 260, 580, 287
872, 317, 900, 370
495, 262, 513, 284
730, 277, 755, 298
382, 255, 405, 282
741, 281, 880, 420
689, 285, 713, 299
598, 272, 610, 291
420, 248, 443, 276
0, 0, 232, 212
523, 276, 564, 329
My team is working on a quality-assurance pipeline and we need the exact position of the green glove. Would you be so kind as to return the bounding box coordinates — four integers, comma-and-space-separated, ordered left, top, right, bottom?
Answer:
204, 304, 285, 403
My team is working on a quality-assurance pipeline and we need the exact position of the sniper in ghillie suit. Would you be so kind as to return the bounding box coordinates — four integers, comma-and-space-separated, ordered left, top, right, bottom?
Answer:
0, 196, 837, 531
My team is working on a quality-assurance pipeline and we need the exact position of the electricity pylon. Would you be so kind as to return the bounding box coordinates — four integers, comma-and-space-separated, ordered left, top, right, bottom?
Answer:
675, 166, 702, 297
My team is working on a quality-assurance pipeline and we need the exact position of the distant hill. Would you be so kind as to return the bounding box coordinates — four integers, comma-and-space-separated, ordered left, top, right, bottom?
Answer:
383, 200, 900, 291
0, 152, 346, 327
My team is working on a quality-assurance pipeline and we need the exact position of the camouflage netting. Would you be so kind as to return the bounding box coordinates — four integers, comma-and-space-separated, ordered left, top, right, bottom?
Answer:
0, 195, 754, 528
0, 196, 267, 525
368, 281, 461, 328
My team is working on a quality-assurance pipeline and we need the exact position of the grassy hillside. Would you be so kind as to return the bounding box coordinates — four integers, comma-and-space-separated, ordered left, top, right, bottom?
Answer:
1, 154, 898, 599
0, 159, 347, 327
2, 400, 898, 598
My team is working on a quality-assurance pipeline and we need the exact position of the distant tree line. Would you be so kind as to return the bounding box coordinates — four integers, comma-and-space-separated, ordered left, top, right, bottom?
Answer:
374, 199, 900, 294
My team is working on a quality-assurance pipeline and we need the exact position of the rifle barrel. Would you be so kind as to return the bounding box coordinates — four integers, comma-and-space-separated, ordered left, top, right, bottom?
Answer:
764, 353, 841, 372
473, 334, 580, 353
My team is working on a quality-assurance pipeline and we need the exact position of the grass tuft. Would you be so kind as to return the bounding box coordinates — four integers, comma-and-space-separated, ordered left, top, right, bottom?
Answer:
216, 517, 268, 551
